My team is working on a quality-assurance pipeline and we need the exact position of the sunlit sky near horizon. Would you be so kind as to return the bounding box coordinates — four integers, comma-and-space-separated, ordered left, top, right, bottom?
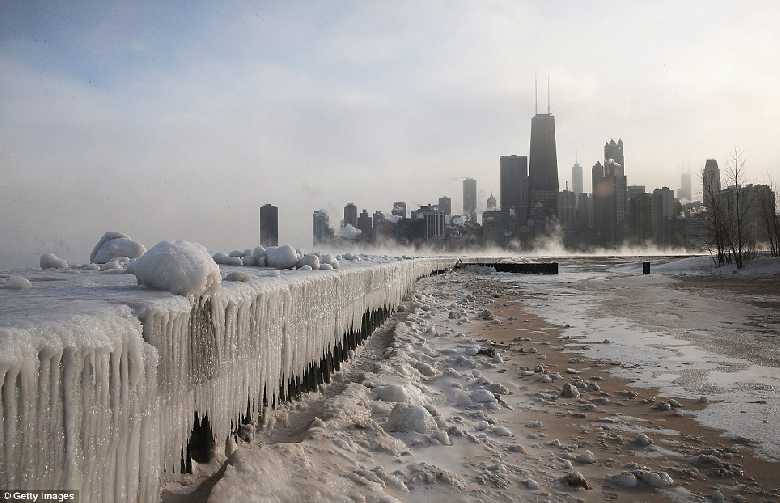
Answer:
1, 0, 779, 268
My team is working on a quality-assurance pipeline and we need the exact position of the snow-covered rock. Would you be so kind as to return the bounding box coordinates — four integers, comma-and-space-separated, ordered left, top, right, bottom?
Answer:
225, 271, 251, 282
386, 404, 438, 434
90, 232, 146, 264
3, 275, 32, 290
320, 264, 334, 271
40, 253, 68, 270
132, 240, 221, 296
265, 245, 299, 269
298, 254, 321, 270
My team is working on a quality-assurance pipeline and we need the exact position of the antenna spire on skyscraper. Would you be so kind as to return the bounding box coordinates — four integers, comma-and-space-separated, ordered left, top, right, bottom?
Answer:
547, 74, 550, 114
534, 75, 538, 115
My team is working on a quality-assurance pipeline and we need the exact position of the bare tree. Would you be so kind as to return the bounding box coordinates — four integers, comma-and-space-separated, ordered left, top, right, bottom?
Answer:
724, 147, 752, 269
700, 166, 729, 265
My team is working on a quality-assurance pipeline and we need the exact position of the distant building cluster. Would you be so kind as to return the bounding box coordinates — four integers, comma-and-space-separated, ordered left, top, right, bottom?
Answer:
258, 85, 778, 254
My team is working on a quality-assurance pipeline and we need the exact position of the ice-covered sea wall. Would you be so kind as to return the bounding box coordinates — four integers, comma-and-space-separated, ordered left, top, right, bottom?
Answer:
0, 257, 454, 503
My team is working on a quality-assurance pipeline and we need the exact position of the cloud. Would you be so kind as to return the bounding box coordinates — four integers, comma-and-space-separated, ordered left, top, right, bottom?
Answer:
0, 1, 779, 268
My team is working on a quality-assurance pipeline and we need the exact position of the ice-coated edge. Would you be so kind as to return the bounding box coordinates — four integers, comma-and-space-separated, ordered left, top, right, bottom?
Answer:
0, 257, 454, 503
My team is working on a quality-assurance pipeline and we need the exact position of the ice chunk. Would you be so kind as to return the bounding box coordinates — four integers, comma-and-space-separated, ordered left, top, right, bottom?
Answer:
40, 252, 68, 269
132, 240, 221, 295
265, 245, 298, 269
3, 275, 32, 289
320, 264, 334, 271
91, 232, 146, 264
213, 252, 243, 266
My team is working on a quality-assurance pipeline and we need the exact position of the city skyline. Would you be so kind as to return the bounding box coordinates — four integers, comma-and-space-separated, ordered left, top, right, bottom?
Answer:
2, 1, 780, 267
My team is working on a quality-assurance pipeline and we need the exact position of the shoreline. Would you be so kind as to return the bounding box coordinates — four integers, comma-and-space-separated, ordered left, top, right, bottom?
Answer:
480, 283, 780, 501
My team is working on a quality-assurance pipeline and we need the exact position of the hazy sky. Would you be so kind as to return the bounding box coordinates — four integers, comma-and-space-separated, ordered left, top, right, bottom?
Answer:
1, 1, 779, 268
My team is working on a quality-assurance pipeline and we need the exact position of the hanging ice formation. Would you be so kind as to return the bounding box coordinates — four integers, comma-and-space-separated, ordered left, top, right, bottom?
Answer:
0, 257, 454, 503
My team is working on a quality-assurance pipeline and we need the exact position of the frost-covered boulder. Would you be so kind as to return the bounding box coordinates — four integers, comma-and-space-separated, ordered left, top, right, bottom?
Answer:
3, 275, 32, 290
319, 254, 339, 269
225, 271, 251, 282
320, 263, 334, 271
298, 254, 320, 270
90, 231, 146, 264
213, 252, 243, 266
228, 249, 246, 258
40, 253, 68, 270
132, 240, 221, 296
386, 404, 438, 434
265, 245, 298, 269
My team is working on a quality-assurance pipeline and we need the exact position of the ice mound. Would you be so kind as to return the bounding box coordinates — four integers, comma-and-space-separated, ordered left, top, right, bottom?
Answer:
40, 252, 68, 269
90, 231, 146, 264
375, 383, 424, 404
265, 245, 298, 269
3, 275, 32, 290
386, 404, 438, 434
132, 240, 221, 296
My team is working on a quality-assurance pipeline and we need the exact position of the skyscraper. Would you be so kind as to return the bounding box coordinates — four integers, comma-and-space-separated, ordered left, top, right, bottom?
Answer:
462, 178, 477, 220
343, 203, 357, 228
652, 187, 675, 246
591, 159, 626, 246
500, 155, 529, 223
391, 202, 407, 219
486, 193, 496, 210
571, 162, 583, 194
357, 209, 373, 238
679, 170, 692, 201
528, 81, 559, 227
703, 159, 721, 208
438, 196, 452, 216
259, 204, 278, 247
312, 210, 332, 245
604, 138, 624, 168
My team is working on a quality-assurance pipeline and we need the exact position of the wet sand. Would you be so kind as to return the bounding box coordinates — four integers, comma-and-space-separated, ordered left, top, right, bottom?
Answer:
476, 289, 780, 502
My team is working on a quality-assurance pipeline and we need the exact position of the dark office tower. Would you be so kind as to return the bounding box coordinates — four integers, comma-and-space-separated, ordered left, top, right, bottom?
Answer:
438, 196, 452, 216
259, 204, 278, 247
463, 178, 477, 220
500, 155, 529, 221
571, 162, 583, 194
703, 159, 721, 208
604, 138, 624, 167
591, 160, 626, 246
343, 203, 358, 228
528, 108, 559, 224
312, 210, 332, 245
392, 202, 407, 219
652, 187, 675, 246
357, 209, 373, 238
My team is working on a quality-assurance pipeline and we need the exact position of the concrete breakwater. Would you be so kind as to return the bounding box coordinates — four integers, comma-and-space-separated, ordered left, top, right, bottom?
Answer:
0, 257, 455, 503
